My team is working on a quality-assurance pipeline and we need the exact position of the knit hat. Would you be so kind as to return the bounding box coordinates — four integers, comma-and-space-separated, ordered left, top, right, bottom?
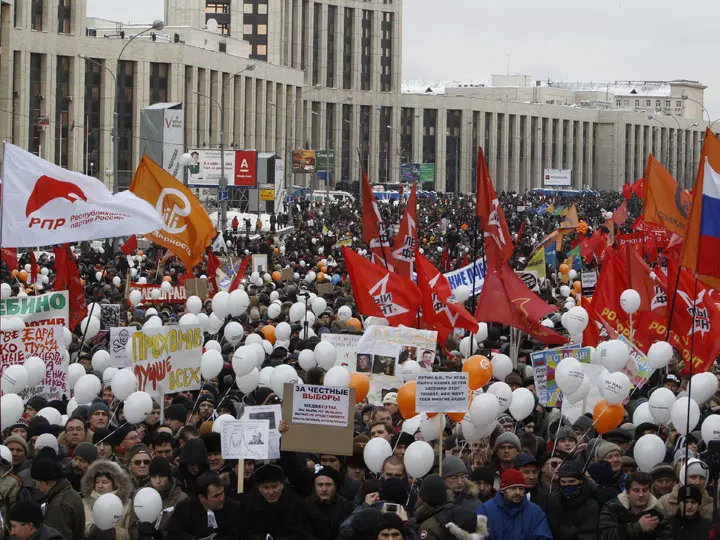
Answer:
149, 457, 173, 479
391, 432, 415, 450
89, 402, 110, 416
3, 435, 28, 456
198, 394, 216, 407
34, 433, 58, 453
596, 441, 621, 461
494, 432, 521, 452
127, 444, 150, 465
202, 433, 222, 454
315, 466, 341, 487
26, 396, 48, 412
678, 484, 703, 503
469, 467, 495, 484
419, 474, 448, 506
556, 426, 577, 442
8, 500, 44, 526
165, 404, 187, 423
499, 468, 526, 490
505, 373, 523, 387
651, 464, 678, 482
107, 424, 133, 447
30, 447, 64, 481
379, 477, 409, 504
572, 415, 595, 438
587, 461, 614, 486
73, 442, 98, 464
254, 464, 285, 485
382, 392, 398, 406
679, 458, 708, 485
179, 439, 208, 466
92, 428, 111, 445
558, 459, 585, 480
441, 456, 468, 478
374, 512, 404, 537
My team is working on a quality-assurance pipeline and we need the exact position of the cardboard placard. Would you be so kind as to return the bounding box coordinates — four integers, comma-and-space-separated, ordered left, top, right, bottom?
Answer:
100, 304, 121, 329
321, 333, 363, 370
252, 254, 268, 274
316, 282, 334, 296
109, 327, 138, 368
416, 373, 469, 413
184, 278, 208, 299
281, 268, 294, 282
280, 382, 355, 456
291, 384, 351, 427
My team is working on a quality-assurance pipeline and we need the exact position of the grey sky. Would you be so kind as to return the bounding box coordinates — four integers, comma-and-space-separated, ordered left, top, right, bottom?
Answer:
87, 0, 720, 120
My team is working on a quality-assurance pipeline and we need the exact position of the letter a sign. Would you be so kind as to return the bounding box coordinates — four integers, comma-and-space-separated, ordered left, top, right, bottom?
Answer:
234, 150, 258, 188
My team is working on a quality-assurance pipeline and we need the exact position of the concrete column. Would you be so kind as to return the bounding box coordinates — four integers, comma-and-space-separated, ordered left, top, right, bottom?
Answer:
293, 0, 302, 69
413, 108, 423, 166
574, 121, 583, 189
12, 51, 31, 150
587, 123, 594, 189
318, 3, 328, 87
435, 107, 447, 192
521, 115, 531, 192
306, 1, 315, 86
185, 66, 197, 148
532, 118, 542, 189
565, 120, 574, 186
635, 124, 644, 181
390, 105, 401, 184
255, 80, 266, 151
509, 114, 520, 192
499, 114, 509, 191
68, 55, 84, 170
350, 105, 360, 183
460, 113, 473, 193
352, 7, 361, 91
99, 57, 115, 185
369, 105, 380, 183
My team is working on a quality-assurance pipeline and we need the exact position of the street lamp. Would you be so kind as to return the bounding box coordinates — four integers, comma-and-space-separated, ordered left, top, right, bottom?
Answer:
681, 95, 711, 125
178, 152, 193, 186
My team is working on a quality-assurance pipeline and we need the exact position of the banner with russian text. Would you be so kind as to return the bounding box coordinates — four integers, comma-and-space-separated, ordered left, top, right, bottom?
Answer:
0, 291, 69, 327
126, 283, 187, 305
443, 258, 487, 296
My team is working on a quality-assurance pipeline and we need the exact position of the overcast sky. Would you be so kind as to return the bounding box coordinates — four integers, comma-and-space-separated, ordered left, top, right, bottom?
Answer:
87, 0, 720, 119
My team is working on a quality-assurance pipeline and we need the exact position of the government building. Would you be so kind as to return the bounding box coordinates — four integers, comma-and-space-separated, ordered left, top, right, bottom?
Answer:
0, 0, 709, 197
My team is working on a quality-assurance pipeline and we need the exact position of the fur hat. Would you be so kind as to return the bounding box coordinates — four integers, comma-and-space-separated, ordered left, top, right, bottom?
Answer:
202, 433, 222, 454
255, 464, 285, 485
419, 474, 447, 507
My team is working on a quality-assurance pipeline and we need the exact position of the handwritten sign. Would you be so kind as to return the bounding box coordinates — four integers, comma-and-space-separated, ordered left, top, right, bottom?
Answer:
0, 325, 67, 401
356, 326, 438, 375
130, 325, 203, 396
531, 345, 592, 406
221, 419, 270, 460
619, 335, 655, 389
126, 284, 187, 305
241, 405, 282, 459
416, 373, 469, 413
109, 327, 138, 368
291, 384, 350, 427
0, 291, 69, 327
320, 333, 362, 371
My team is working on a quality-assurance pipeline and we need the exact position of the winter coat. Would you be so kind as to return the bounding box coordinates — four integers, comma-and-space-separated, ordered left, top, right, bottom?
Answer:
128, 479, 187, 540
452, 482, 481, 513
546, 479, 601, 540
27, 525, 63, 540
240, 486, 308, 540
658, 484, 714, 520
305, 494, 355, 540
165, 495, 243, 540
668, 510, 712, 539
81, 460, 133, 540
476, 492, 553, 540
173, 439, 208, 498
0, 459, 20, 529
42, 477, 86, 540
598, 492, 673, 540
416, 503, 489, 540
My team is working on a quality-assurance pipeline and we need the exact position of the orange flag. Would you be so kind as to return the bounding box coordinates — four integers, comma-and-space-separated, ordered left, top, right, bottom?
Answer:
643, 154, 692, 237
130, 155, 215, 271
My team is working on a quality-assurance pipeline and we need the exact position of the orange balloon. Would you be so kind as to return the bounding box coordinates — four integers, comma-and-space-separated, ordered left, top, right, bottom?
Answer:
137, 250, 144, 256
573, 281, 582, 292
593, 399, 625, 434
261, 325, 276, 344
447, 411, 466, 422
274, 247, 279, 254
397, 381, 417, 419
317, 272, 325, 282
349, 372, 370, 403
272, 271, 281, 282
12, 269, 19, 278
347, 317, 361, 331
19, 270, 27, 281
319, 266, 327, 274
559, 264, 570, 275
462, 355, 493, 390
163, 275, 172, 282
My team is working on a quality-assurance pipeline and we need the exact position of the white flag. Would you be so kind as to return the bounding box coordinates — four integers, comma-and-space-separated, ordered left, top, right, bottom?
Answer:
0, 144, 163, 247
211, 232, 226, 253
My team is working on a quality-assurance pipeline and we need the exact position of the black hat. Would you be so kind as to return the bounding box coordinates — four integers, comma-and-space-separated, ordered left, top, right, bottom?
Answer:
30, 447, 64, 481
315, 466, 341, 487
558, 459, 585, 480
73, 442, 98, 464
28, 423, 53, 439
375, 513, 404, 537
515, 453, 539, 469
179, 438, 208, 466
678, 484, 703, 503
379, 477, 409, 505
92, 428, 111, 445
418, 474, 447, 507
604, 428, 632, 444
149, 457, 173, 479
197, 394, 216, 407
107, 424, 133, 447
346, 451, 366, 470
8, 500, 44, 527
26, 396, 48, 412
254, 464, 285, 485
202, 433, 222, 454
165, 404, 187, 423
391, 432, 415, 449
469, 467, 495, 484
651, 464, 678, 482
89, 402, 110, 416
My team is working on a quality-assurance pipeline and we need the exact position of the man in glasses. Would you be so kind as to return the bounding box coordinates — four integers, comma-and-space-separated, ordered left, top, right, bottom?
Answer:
539, 454, 563, 494
128, 444, 152, 489
441, 456, 478, 511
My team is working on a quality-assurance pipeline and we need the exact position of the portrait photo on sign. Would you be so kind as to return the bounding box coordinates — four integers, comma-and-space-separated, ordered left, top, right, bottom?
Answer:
247, 410, 276, 430
400, 345, 417, 362
419, 349, 435, 369
356, 353, 372, 373
372, 355, 396, 376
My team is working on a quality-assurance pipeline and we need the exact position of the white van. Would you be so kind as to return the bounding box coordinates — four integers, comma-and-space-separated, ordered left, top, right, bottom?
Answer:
306, 190, 356, 204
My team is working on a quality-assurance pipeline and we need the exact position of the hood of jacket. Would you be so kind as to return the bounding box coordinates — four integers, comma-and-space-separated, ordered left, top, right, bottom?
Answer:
417, 503, 489, 540
80, 459, 132, 503
616, 491, 659, 513
446, 516, 489, 540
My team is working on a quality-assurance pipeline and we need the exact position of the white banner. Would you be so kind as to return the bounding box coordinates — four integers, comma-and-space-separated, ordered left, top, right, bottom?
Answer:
356, 326, 438, 376
416, 373, 468, 413
1, 144, 163, 247
443, 258, 487, 297
109, 327, 138, 368
320, 333, 362, 371
163, 109, 184, 180
544, 169, 572, 186
291, 384, 351, 427
0, 291, 69, 327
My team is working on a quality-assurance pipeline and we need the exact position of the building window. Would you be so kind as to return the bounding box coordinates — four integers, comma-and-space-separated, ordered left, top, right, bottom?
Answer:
206, 2, 230, 13
446, 110, 461, 194
616, 100, 621, 107
84, 58, 103, 176
342, 8, 354, 90
55, 56, 71, 167
326, 5, 336, 88
623, 100, 628, 106
258, 3, 267, 14
150, 62, 170, 104
256, 44, 266, 56
665, 100, 671, 107
400, 107, 414, 164
423, 109, 437, 188
244, 3, 254, 13
361, 10, 372, 91
31, 0, 43, 31
380, 11, 393, 92
244, 24, 253, 34
257, 24, 267, 34
58, 0, 71, 34
312, 3, 321, 85
117, 60, 135, 189
360, 105, 371, 171
245, 0, 269, 61
379, 107, 391, 183
341, 104, 352, 181
28, 53, 43, 155
646, 100, 651, 106
635, 100, 639, 107
676, 100, 682, 108
656, 100, 661, 108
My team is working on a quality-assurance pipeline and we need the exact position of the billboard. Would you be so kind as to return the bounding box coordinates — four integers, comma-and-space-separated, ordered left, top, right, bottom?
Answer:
544, 169, 572, 186
187, 149, 235, 186
419, 163, 435, 184
234, 150, 258, 188
293, 150, 316, 173
139, 103, 184, 181
401, 163, 420, 182
316, 150, 336, 171
162, 109, 184, 180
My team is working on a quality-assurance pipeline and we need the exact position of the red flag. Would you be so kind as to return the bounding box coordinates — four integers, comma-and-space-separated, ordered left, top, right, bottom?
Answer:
474, 263, 567, 345
392, 181, 417, 279
361, 169, 394, 269
229, 255, 252, 291
120, 235, 138, 255
342, 246, 420, 327
632, 178, 645, 199
53, 244, 87, 330
415, 250, 479, 336
1, 248, 17, 271
580, 296, 618, 347
475, 147, 513, 269
613, 201, 629, 226
461, 252, 470, 268
580, 235, 594, 260
207, 248, 220, 293
622, 183, 632, 200
439, 246, 451, 272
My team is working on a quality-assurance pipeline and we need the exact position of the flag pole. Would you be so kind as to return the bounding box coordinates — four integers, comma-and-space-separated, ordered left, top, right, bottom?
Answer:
469, 213, 484, 354
681, 274, 699, 517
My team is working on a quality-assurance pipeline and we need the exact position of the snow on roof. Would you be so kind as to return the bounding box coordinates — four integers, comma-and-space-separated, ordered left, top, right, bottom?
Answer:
548, 81, 673, 97
401, 80, 487, 95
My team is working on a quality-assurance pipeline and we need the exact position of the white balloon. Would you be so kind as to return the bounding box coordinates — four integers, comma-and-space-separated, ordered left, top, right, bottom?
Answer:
212, 291, 230, 320
24, 356, 47, 386
301, 311, 316, 328
569, 269, 578, 280
2, 365, 28, 394
133, 487, 163, 523
312, 297, 328, 316
207, 313, 224, 334
403, 441, 435, 478
337, 306, 352, 322
102, 367, 118, 387
205, 340, 222, 353
475, 323, 489, 342
325, 366, 350, 388
228, 290, 251, 317
212, 414, 235, 433
249, 342, 266, 368
459, 336, 478, 359
560, 285, 571, 297
79, 316, 101, 340
92, 493, 124, 530
647, 341, 673, 369
66, 397, 79, 418
143, 316, 162, 331
491, 354, 513, 381
564, 307, 589, 335
160, 280, 173, 292
363, 437, 392, 474
0, 394, 24, 430
232, 346, 257, 377
314, 341, 337, 370
600, 339, 629, 373
3, 317, 25, 331
186, 296, 203, 315
275, 322, 292, 341
289, 302, 306, 323
419, 413, 446, 441
689, 372, 718, 404
63, 327, 73, 348
130, 268, 138, 278
75, 373, 102, 404
298, 349, 317, 371
67, 363, 86, 392
454, 285, 470, 303
487, 382, 513, 412
566, 375, 592, 404
87, 303, 102, 319
0, 283, 11, 299
150, 289, 161, 300
508, 388, 534, 421
701, 415, 720, 444
634, 434, 666, 472
245, 333, 262, 347
633, 402, 655, 425
648, 388, 676, 424
111, 369, 137, 401
671, 396, 700, 435
112, 276, 121, 287
95, 271, 103, 282
179, 313, 199, 326
129, 289, 143, 306
270, 364, 298, 399
92, 350, 112, 373
460, 418, 497, 441
262, 339, 273, 355
237, 367, 260, 393
38, 407, 62, 425
364, 316, 389, 329
602, 371, 631, 405
620, 289, 642, 315
196, 312, 210, 331
124, 391, 153, 424
268, 303, 282, 319
555, 357, 585, 395
469, 393, 500, 427
402, 414, 423, 436
259, 366, 274, 387
224, 321, 245, 346
145, 308, 158, 318
201, 350, 224, 379
400, 360, 422, 382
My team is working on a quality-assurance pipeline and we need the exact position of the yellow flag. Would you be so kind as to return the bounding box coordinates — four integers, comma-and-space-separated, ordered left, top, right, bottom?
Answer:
525, 247, 546, 279
130, 155, 215, 271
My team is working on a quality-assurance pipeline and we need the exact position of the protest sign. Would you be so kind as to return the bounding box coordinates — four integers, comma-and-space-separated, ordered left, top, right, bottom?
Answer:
251, 254, 268, 273
0, 325, 67, 401
130, 325, 203, 396
531, 345, 593, 406
221, 420, 270, 460
619, 335, 654, 389
356, 326, 438, 375
184, 278, 208, 299
127, 284, 187, 305
368, 374, 404, 405
320, 333, 362, 371
0, 291, 69, 327
443, 258, 487, 296
316, 282, 334, 296
291, 384, 351, 427
100, 304, 121, 329
281, 382, 355, 455
109, 327, 138, 368
281, 268, 294, 282
416, 373, 468, 413
516, 271, 540, 292
581, 271, 598, 296
242, 404, 282, 459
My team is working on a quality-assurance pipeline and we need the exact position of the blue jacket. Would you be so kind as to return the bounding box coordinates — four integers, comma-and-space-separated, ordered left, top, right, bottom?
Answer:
476, 492, 553, 540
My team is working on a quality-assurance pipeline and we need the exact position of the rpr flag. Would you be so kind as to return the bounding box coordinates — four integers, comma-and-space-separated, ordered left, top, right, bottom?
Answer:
1, 143, 163, 247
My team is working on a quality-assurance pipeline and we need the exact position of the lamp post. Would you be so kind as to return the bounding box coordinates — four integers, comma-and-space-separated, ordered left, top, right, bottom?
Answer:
178, 151, 193, 186
192, 63, 256, 233
681, 95, 711, 125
